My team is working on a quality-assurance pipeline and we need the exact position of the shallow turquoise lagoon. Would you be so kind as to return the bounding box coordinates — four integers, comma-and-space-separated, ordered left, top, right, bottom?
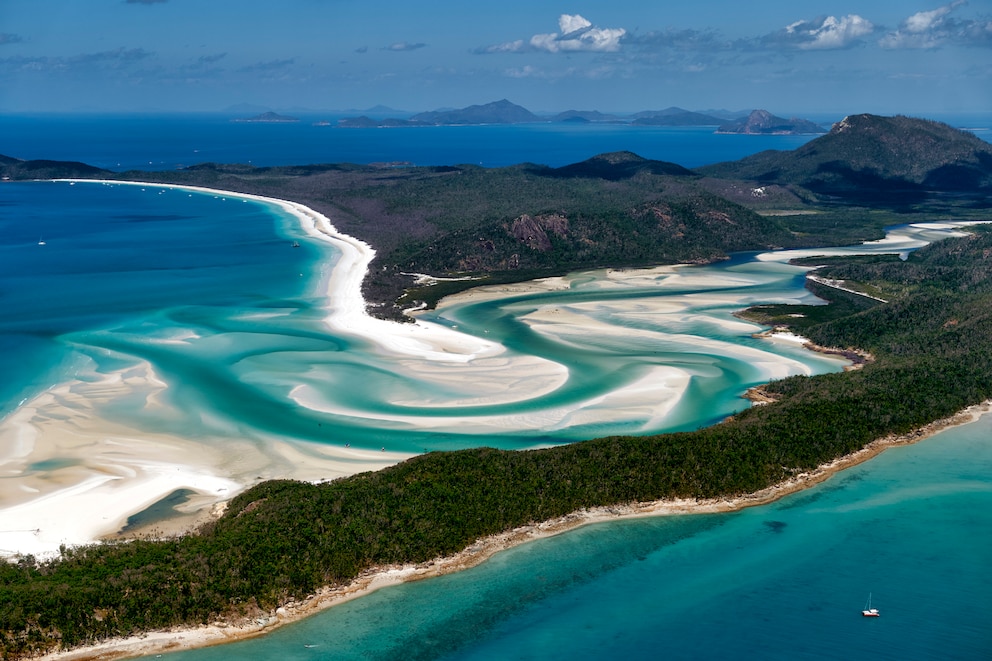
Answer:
1, 181, 846, 454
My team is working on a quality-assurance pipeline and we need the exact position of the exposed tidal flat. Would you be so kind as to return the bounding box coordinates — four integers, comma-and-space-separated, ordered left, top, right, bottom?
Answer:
2, 180, 991, 659
0, 180, 851, 556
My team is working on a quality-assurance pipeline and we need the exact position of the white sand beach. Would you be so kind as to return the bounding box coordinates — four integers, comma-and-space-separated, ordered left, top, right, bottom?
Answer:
0, 356, 410, 559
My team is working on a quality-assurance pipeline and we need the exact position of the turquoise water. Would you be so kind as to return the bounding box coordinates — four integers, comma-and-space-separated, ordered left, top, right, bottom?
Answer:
0, 181, 320, 419
162, 413, 992, 660
0, 181, 847, 453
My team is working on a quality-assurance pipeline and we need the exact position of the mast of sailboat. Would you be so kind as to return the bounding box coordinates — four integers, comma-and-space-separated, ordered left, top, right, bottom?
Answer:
862, 592, 880, 617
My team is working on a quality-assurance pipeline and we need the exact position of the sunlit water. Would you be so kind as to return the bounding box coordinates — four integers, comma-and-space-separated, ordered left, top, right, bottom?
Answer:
162, 413, 992, 661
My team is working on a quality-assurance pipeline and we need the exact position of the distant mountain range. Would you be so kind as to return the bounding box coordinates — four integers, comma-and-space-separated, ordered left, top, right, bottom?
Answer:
4, 114, 988, 198
632, 109, 726, 127
335, 100, 824, 133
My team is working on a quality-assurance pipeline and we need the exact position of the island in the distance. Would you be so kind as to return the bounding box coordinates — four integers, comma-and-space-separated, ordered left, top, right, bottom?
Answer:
1, 114, 991, 660
231, 111, 300, 123
333, 98, 823, 133
715, 108, 827, 134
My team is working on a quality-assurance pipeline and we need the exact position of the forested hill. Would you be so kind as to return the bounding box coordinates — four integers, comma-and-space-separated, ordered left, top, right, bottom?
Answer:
3, 114, 991, 319
0, 152, 799, 319
698, 114, 992, 199
0, 153, 109, 179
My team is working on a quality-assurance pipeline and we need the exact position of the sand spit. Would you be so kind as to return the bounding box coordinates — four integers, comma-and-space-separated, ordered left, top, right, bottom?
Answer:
29, 399, 992, 661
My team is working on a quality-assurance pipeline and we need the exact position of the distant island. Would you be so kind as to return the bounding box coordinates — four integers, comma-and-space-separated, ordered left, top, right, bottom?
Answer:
334, 99, 820, 132
630, 107, 727, 126
716, 109, 827, 135
232, 111, 300, 123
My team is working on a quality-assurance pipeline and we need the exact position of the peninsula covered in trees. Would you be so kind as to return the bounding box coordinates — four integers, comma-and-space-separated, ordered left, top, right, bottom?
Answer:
1, 115, 991, 658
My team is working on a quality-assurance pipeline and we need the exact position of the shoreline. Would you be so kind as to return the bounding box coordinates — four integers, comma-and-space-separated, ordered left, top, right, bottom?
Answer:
9, 181, 984, 657
33, 397, 992, 661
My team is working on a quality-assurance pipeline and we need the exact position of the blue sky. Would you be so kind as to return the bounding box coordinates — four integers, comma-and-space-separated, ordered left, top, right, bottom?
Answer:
0, 0, 990, 114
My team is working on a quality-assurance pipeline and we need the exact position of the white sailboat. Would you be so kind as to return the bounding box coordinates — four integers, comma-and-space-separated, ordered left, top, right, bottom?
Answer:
861, 593, 880, 617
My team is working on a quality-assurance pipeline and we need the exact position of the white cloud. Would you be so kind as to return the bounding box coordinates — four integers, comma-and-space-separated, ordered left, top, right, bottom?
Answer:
559, 14, 592, 36
879, 0, 990, 49
505, 64, 539, 78
482, 40, 525, 54
904, 2, 961, 33
384, 42, 427, 52
478, 14, 626, 54
785, 15, 874, 50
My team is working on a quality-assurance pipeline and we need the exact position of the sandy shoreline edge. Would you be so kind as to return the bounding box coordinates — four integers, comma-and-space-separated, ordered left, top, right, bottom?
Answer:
16, 181, 987, 659
33, 398, 992, 661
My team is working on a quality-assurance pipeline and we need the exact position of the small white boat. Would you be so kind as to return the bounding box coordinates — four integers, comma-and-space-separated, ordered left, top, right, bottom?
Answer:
861, 593, 880, 617
37, 237, 46, 246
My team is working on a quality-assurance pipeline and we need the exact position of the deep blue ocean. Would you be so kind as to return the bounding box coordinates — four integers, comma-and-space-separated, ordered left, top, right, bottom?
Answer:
0, 112, 828, 171
2, 114, 991, 659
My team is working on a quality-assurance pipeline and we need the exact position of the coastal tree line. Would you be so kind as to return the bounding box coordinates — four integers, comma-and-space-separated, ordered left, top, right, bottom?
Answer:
2, 226, 992, 658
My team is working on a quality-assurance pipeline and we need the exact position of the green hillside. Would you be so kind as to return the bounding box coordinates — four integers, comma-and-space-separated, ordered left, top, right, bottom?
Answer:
698, 114, 992, 200
46, 153, 798, 319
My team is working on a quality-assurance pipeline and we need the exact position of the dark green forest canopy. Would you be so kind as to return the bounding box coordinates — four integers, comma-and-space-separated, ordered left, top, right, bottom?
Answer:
697, 114, 992, 202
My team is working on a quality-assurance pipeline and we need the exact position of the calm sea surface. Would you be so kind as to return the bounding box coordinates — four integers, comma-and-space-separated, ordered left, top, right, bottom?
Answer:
1, 113, 827, 170
1, 116, 991, 658
162, 414, 992, 661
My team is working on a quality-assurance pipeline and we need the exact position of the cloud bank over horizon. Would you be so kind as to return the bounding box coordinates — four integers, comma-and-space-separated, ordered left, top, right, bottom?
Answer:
0, 1, 988, 113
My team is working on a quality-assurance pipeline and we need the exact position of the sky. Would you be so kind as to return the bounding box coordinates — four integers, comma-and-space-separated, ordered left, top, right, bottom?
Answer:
0, 0, 990, 115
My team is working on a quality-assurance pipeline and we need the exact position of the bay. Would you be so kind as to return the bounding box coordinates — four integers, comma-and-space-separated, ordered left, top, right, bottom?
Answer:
0, 181, 849, 455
